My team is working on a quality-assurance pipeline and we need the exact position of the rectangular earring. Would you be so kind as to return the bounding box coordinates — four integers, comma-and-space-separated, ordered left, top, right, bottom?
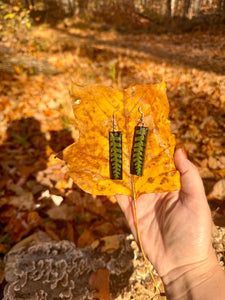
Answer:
130, 107, 148, 176
109, 112, 123, 180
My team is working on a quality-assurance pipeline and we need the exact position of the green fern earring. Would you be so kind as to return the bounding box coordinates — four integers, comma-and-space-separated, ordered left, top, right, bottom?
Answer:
109, 112, 123, 180
130, 106, 149, 176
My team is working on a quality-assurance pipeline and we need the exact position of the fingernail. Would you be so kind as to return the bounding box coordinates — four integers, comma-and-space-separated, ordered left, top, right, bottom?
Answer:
181, 146, 188, 159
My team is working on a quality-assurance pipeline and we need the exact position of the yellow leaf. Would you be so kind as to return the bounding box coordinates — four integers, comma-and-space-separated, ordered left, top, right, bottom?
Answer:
26, 22, 31, 29
4, 13, 15, 19
55, 178, 73, 190
61, 83, 180, 197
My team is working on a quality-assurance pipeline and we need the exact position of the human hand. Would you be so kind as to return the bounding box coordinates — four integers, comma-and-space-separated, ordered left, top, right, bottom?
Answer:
116, 148, 225, 299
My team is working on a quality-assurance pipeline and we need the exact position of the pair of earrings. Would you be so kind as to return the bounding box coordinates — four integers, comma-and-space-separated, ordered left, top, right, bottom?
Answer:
109, 107, 149, 180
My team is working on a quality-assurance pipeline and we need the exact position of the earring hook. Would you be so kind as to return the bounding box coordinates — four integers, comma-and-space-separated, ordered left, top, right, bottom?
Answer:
113, 112, 117, 132
138, 106, 145, 127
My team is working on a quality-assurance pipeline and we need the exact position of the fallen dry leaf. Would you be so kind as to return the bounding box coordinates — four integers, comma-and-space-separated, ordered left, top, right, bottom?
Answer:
0, 244, 8, 254
100, 235, 120, 251
208, 156, 220, 170
3, 192, 34, 210
10, 231, 52, 252
77, 229, 95, 248
6, 211, 41, 242
47, 203, 75, 220
51, 194, 64, 206
213, 212, 225, 227
198, 167, 214, 179
66, 191, 106, 216
208, 179, 225, 201
61, 83, 180, 197
0, 258, 4, 284
92, 222, 115, 237
89, 269, 110, 300
55, 178, 74, 190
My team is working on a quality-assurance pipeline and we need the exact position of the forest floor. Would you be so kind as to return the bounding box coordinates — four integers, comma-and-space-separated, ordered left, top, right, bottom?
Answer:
0, 13, 225, 299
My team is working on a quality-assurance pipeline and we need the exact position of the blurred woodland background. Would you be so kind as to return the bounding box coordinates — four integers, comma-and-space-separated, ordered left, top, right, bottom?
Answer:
0, 0, 225, 299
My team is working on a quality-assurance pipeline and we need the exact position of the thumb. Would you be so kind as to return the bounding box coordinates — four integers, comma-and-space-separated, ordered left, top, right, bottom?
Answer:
174, 148, 206, 199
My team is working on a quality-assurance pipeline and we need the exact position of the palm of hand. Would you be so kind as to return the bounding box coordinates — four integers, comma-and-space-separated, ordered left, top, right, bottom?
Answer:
116, 190, 212, 278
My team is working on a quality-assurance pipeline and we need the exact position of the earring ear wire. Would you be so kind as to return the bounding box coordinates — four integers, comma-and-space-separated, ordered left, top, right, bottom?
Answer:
138, 106, 145, 127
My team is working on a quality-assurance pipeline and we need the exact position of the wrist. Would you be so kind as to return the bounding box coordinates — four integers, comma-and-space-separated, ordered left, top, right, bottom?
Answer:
162, 250, 225, 300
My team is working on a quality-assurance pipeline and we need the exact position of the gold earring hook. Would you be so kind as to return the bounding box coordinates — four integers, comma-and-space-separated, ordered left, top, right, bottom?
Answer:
113, 112, 117, 132
138, 106, 144, 127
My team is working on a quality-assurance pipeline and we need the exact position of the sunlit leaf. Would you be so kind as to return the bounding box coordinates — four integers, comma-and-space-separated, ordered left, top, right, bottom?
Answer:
89, 269, 110, 300
60, 83, 180, 197
26, 22, 31, 29
4, 13, 15, 19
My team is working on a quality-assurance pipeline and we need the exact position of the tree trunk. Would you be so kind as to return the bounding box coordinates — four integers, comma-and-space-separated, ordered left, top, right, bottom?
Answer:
78, 0, 89, 16
183, 0, 191, 17
166, 0, 172, 17
171, 0, 177, 17
141, 0, 147, 7
192, 0, 202, 15
217, 0, 225, 11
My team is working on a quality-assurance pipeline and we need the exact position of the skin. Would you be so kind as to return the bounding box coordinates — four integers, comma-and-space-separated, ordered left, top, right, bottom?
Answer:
116, 148, 225, 299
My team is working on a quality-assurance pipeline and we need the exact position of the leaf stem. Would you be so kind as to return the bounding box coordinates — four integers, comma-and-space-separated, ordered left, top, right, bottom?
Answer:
131, 175, 161, 296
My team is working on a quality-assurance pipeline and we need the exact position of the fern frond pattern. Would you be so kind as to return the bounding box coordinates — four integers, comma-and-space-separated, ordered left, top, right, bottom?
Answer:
130, 126, 149, 176
109, 131, 123, 180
